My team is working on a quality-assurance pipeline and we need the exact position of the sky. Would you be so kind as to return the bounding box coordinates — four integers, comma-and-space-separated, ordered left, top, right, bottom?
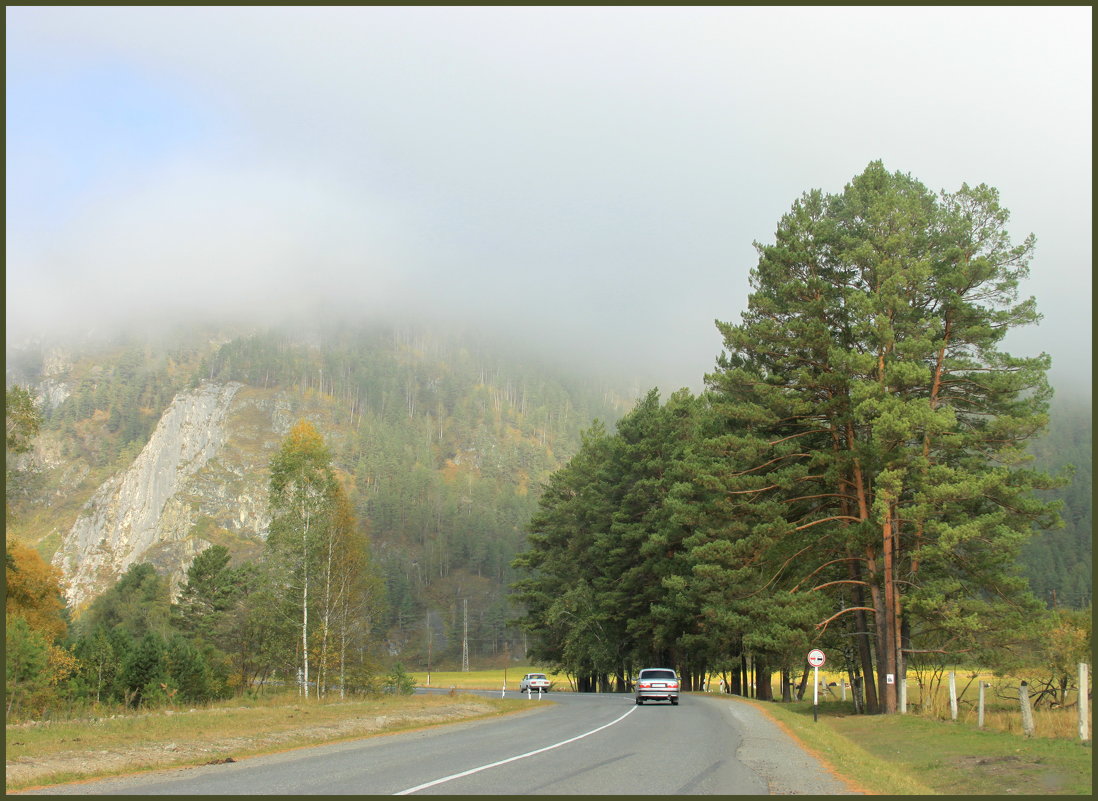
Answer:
6, 6, 1092, 395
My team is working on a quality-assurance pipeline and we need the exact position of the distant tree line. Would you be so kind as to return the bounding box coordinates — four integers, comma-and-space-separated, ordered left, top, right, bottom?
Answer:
511, 162, 1088, 712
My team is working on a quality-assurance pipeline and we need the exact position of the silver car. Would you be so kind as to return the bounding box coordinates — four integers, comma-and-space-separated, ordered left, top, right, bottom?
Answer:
634, 668, 679, 705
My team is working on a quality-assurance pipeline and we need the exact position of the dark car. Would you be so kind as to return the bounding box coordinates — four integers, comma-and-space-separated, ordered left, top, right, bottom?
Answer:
634, 668, 679, 705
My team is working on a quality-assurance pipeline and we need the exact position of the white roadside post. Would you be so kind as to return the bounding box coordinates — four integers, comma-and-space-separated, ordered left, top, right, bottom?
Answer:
808, 649, 826, 722
978, 681, 987, 729
949, 671, 958, 721
1079, 663, 1090, 743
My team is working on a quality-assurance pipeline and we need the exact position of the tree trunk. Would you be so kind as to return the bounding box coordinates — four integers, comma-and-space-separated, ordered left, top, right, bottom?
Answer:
796, 663, 810, 701
849, 560, 879, 713
302, 569, 310, 697
847, 665, 861, 713
755, 660, 772, 701
880, 507, 898, 714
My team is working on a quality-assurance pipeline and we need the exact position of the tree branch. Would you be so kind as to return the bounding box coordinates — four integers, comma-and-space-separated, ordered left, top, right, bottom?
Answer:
815, 607, 876, 631
811, 579, 872, 592
794, 515, 862, 531
768, 429, 830, 446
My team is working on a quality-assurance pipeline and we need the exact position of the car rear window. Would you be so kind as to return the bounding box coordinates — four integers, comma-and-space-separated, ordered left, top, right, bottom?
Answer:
642, 670, 676, 679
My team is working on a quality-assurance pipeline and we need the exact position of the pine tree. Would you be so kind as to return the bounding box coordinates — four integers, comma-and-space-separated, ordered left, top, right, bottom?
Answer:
705, 162, 1064, 713
173, 545, 238, 642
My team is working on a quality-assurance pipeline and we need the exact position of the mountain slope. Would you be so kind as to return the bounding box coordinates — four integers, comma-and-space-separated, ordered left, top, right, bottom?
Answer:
6, 323, 634, 661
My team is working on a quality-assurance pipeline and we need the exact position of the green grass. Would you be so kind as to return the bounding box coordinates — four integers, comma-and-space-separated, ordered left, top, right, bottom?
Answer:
724, 696, 1092, 795
411, 666, 570, 691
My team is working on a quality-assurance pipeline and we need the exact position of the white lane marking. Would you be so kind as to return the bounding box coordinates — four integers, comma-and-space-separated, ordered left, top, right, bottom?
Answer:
394, 704, 638, 795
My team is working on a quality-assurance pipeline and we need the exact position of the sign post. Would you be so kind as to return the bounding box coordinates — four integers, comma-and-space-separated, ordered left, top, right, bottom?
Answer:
807, 649, 826, 722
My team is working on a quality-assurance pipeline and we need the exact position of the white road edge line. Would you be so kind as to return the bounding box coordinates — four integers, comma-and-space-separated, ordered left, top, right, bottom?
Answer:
394, 704, 638, 795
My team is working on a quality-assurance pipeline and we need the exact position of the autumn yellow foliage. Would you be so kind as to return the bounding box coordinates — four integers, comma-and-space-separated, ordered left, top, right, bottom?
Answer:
5, 538, 68, 643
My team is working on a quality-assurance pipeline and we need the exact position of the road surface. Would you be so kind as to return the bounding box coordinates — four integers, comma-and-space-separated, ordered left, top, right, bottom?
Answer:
27, 691, 858, 795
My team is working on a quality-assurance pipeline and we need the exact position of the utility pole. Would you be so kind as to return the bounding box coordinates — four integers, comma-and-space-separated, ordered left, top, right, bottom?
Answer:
462, 599, 469, 672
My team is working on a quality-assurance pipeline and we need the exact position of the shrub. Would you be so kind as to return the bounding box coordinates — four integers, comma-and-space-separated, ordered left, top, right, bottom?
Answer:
383, 663, 416, 695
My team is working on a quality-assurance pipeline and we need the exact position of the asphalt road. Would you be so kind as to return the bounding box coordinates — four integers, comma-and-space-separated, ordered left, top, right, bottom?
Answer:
28, 691, 858, 795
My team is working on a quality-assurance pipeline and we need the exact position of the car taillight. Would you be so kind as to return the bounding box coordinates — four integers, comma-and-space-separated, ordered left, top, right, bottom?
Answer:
639, 682, 650, 688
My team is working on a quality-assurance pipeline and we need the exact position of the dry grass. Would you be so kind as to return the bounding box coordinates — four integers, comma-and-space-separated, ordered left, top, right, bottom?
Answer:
709, 668, 1091, 741
6, 692, 530, 791
904, 674, 1090, 740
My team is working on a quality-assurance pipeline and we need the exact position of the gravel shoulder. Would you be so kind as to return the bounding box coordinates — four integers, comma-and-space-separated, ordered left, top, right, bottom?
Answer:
714, 695, 867, 794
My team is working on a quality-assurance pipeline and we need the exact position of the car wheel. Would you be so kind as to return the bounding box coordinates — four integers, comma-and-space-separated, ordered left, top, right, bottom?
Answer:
670, 698, 678, 705
636, 697, 643, 705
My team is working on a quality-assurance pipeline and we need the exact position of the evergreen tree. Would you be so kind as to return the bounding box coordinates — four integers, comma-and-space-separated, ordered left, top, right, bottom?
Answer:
220, 561, 295, 691
5, 616, 51, 718
173, 545, 239, 642
704, 162, 1064, 713
513, 391, 703, 689
120, 632, 170, 707
512, 420, 615, 684
79, 563, 174, 642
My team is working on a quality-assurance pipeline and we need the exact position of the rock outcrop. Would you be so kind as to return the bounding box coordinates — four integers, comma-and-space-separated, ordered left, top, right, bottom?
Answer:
54, 382, 248, 608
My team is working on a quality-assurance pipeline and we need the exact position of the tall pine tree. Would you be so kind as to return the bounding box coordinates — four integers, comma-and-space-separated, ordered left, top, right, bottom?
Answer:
705, 162, 1064, 713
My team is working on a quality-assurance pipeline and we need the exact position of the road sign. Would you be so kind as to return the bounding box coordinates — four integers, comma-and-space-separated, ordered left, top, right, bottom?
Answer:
807, 649, 826, 667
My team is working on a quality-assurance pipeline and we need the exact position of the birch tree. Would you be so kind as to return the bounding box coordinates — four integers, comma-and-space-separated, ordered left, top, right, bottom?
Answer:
267, 420, 337, 698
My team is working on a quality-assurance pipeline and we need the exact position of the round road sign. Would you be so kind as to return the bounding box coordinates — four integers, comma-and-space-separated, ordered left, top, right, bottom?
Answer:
807, 649, 826, 667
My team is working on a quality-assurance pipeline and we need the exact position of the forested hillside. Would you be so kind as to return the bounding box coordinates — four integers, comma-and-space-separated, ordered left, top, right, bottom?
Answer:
5, 322, 634, 666
1023, 391, 1092, 608
4, 314, 1088, 683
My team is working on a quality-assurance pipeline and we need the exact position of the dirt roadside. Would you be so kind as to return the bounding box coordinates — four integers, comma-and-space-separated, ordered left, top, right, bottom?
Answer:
6, 699, 504, 791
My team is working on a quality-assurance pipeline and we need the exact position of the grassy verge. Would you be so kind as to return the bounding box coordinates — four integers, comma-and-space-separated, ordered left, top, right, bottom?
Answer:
6, 693, 531, 792
724, 695, 1092, 795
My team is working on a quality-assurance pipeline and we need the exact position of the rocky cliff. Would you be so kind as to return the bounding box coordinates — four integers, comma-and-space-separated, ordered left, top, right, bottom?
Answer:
52, 381, 293, 608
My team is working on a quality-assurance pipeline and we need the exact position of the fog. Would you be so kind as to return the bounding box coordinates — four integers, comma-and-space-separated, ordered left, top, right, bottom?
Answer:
6, 7, 1092, 394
